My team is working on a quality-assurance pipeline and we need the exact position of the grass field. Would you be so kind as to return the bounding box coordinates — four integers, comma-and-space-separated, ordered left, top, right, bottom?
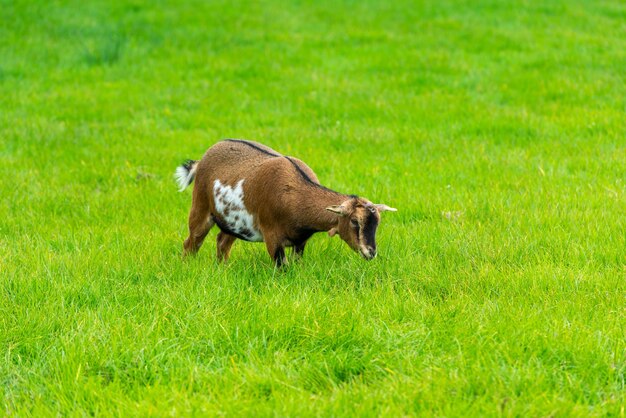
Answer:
2, 0, 626, 415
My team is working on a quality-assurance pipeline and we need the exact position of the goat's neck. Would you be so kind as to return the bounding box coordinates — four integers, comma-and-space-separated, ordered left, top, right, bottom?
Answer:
299, 187, 348, 232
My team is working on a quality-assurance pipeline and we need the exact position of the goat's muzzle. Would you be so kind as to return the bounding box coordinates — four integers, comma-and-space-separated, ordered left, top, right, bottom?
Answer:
360, 246, 377, 260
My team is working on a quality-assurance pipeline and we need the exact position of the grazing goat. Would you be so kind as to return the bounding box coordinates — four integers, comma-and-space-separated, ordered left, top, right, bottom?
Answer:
175, 139, 396, 266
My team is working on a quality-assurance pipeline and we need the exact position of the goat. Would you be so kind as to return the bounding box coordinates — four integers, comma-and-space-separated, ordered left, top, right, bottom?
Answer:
175, 139, 396, 266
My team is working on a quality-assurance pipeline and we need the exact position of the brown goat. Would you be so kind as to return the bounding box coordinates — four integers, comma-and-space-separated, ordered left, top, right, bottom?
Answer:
175, 139, 396, 266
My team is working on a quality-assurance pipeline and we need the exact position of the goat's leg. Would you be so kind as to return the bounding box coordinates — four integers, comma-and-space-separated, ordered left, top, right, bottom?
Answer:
216, 232, 237, 262
293, 240, 308, 258
183, 199, 214, 256
272, 246, 286, 267
264, 237, 286, 267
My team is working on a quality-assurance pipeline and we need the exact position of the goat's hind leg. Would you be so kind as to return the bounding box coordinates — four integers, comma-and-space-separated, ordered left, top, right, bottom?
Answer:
216, 231, 237, 262
183, 199, 214, 256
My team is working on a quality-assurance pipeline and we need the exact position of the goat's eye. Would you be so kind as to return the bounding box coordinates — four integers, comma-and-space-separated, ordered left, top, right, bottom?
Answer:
350, 219, 359, 228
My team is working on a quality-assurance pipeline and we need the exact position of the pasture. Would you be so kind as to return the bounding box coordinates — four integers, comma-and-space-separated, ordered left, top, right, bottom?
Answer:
1, 0, 625, 415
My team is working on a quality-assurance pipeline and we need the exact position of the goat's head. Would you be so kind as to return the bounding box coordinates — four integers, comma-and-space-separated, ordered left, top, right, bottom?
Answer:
326, 197, 397, 260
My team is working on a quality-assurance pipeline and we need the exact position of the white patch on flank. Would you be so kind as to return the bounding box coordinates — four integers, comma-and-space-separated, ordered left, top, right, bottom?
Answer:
175, 164, 196, 192
213, 179, 263, 242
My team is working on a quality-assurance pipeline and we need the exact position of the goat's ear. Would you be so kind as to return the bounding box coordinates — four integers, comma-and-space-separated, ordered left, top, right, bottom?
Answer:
326, 205, 347, 216
328, 227, 338, 237
374, 204, 397, 212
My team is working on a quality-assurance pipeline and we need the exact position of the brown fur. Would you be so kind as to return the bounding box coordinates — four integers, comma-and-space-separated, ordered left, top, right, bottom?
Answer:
178, 139, 396, 266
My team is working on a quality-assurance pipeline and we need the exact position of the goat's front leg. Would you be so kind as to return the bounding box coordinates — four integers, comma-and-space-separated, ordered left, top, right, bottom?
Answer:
293, 240, 308, 259
263, 235, 286, 267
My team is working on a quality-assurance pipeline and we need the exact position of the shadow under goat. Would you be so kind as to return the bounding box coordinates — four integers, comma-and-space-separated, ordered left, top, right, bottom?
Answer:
175, 139, 397, 266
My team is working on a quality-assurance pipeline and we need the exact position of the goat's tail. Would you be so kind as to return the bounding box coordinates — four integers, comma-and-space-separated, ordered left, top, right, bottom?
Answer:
174, 159, 199, 192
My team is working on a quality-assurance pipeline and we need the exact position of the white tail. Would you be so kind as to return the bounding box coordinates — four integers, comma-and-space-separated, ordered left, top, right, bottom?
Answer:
174, 160, 198, 191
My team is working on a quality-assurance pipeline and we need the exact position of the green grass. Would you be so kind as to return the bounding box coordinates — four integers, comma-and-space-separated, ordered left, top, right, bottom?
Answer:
2, 0, 626, 415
